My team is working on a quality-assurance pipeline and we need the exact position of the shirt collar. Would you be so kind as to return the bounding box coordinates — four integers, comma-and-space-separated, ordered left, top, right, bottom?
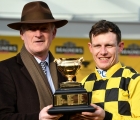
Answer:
96, 68, 106, 78
95, 62, 123, 79
34, 54, 49, 66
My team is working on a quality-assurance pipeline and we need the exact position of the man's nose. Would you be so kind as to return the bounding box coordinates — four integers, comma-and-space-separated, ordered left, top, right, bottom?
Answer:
100, 46, 108, 55
35, 30, 42, 37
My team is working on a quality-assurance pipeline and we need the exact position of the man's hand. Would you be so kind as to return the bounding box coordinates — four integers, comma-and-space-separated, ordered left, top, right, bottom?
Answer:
70, 104, 105, 120
39, 105, 63, 120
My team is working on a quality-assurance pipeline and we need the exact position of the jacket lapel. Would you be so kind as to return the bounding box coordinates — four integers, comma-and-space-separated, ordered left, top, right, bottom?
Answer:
16, 53, 35, 84
49, 52, 59, 90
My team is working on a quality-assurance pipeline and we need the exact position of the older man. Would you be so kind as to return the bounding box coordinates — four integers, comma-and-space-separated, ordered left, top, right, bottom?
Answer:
0, 1, 68, 120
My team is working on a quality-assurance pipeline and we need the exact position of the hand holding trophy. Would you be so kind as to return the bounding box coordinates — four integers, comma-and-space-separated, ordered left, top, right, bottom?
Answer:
48, 57, 95, 114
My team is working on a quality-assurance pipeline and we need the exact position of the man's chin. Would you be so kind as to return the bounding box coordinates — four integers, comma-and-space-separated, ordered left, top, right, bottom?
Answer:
98, 65, 109, 71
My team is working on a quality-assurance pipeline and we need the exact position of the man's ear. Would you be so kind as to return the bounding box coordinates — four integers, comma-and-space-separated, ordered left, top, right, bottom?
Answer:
20, 29, 24, 40
118, 41, 124, 52
20, 29, 23, 35
52, 28, 57, 38
88, 42, 93, 53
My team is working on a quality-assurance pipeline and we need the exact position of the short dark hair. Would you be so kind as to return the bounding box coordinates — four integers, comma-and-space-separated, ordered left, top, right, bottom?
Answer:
89, 20, 121, 44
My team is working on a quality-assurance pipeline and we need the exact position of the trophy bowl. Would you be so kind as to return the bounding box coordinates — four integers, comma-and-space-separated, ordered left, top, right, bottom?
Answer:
54, 57, 83, 88
48, 57, 95, 115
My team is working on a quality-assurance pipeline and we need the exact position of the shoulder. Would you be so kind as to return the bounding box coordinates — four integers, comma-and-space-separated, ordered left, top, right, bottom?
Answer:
122, 66, 140, 78
121, 66, 140, 86
0, 53, 22, 68
81, 72, 96, 84
124, 66, 138, 73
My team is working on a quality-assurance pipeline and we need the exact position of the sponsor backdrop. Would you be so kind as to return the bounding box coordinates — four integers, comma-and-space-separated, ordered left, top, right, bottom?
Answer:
0, 35, 140, 81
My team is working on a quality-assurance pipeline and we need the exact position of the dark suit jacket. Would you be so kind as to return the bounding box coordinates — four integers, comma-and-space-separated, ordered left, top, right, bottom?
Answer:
0, 53, 67, 120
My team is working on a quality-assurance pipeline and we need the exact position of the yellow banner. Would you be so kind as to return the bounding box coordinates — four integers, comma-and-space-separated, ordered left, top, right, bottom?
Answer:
0, 36, 23, 60
0, 36, 140, 81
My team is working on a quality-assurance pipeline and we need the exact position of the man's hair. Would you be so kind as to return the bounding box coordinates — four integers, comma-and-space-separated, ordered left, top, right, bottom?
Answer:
89, 20, 121, 44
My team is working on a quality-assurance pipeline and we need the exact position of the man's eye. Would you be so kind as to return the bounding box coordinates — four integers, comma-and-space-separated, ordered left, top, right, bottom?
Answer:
106, 45, 113, 48
26, 26, 49, 31
93, 45, 100, 48
28, 27, 37, 31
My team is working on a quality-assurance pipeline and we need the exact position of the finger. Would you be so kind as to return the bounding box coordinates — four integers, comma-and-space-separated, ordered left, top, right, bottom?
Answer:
90, 103, 99, 109
40, 105, 62, 120
81, 104, 97, 115
41, 104, 53, 113
46, 105, 63, 117
46, 104, 53, 110
81, 114, 94, 120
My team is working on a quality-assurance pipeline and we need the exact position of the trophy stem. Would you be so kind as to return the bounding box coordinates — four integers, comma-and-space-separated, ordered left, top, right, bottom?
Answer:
67, 75, 74, 82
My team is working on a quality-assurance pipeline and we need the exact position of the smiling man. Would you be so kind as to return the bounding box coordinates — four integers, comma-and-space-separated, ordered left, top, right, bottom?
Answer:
71, 20, 140, 120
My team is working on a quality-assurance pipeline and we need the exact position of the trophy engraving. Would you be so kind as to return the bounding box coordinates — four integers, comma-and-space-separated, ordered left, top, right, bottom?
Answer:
54, 93, 87, 106
48, 57, 95, 114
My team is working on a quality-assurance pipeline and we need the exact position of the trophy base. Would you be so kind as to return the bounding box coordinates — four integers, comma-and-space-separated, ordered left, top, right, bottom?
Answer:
48, 105, 95, 114
48, 87, 94, 115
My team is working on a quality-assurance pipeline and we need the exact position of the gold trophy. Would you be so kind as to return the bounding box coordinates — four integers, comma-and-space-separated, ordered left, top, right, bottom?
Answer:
48, 57, 95, 114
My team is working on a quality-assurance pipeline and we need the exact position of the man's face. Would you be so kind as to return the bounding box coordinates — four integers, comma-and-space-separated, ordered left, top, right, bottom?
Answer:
88, 32, 124, 70
20, 23, 56, 59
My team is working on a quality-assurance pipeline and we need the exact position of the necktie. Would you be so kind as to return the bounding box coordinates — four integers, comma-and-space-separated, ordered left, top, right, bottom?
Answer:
40, 61, 47, 75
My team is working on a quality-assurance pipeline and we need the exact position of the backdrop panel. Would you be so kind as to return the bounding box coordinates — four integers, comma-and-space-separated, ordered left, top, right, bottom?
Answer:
0, 36, 140, 81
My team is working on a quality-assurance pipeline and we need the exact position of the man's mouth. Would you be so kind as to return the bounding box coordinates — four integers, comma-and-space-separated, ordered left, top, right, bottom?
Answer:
99, 58, 109, 60
35, 40, 44, 42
